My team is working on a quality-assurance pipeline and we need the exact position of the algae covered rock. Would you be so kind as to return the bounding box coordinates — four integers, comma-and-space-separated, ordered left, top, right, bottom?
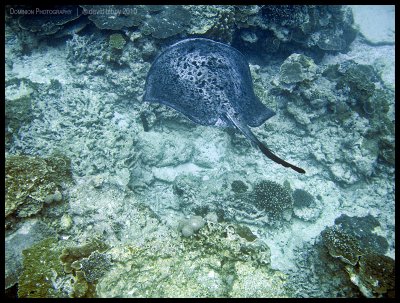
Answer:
5, 154, 72, 222
346, 253, 395, 298
17, 236, 111, 298
18, 237, 66, 298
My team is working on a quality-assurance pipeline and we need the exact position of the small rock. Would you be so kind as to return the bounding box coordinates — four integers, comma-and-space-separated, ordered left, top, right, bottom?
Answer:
53, 190, 63, 202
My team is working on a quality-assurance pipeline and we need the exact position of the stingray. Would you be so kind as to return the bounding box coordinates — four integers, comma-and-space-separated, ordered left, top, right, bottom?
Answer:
143, 38, 305, 174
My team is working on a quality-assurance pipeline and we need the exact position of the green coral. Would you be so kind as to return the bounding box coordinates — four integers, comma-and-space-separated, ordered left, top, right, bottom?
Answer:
278, 54, 317, 84
109, 33, 126, 50
252, 180, 294, 223
234, 224, 257, 242
18, 237, 66, 298
5, 154, 72, 224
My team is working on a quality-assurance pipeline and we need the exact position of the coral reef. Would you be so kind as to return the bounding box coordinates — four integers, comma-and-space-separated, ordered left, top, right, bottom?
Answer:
222, 180, 296, 227
234, 224, 257, 242
82, 5, 190, 39
234, 5, 357, 61
96, 221, 288, 297
271, 55, 394, 185
59, 238, 110, 298
66, 33, 108, 73
16, 236, 111, 298
4, 4, 395, 299
72, 251, 112, 283
321, 220, 395, 298
81, 5, 147, 30
185, 5, 236, 43
278, 53, 318, 85
265, 5, 356, 51
142, 5, 191, 39
5, 154, 72, 226
286, 241, 362, 297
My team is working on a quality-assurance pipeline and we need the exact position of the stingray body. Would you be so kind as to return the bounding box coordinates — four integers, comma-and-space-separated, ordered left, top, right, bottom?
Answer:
143, 38, 305, 174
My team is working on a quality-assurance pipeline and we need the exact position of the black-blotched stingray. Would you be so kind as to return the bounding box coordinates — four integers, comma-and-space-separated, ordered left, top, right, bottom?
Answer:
143, 38, 305, 174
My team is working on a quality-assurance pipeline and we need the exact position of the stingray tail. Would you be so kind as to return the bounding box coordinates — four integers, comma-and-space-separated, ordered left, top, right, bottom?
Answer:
225, 113, 305, 174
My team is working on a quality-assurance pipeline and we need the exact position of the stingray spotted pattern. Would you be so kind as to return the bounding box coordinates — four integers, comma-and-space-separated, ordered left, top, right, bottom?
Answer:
143, 38, 305, 174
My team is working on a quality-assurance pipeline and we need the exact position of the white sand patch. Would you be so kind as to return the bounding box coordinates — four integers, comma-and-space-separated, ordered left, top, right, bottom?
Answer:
349, 5, 395, 45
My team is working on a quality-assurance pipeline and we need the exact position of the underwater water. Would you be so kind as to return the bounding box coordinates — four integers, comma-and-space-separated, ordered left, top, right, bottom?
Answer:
4, 5, 395, 298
